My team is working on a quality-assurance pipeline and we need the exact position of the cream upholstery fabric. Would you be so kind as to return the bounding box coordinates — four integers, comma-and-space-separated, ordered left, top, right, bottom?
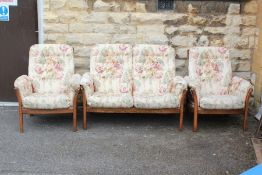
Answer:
88, 92, 133, 108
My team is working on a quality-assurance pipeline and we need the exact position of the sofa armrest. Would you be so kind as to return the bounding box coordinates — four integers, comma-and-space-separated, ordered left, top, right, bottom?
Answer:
14, 75, 33, 98
171, 76, 187, 96
229, 76, 253, 101
69, 74, 81, 91
80, 72, 95, 96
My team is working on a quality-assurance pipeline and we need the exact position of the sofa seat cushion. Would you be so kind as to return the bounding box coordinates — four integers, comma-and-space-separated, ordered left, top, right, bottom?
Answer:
23, 92, 74, 109
87, 92, 133, 108
199, 95, 244, 109
133, 93, 179, 109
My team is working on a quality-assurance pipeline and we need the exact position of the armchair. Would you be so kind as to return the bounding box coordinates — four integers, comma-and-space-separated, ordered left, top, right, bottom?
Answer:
186, 47, 253, 131
14, 44, 81, 133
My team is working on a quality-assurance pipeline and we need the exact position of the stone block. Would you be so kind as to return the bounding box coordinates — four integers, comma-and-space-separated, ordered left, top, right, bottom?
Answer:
204, 27, 226, 34
50, 0, 66, 9
44, 23, 68, 33
227, 3, 240, 14
93, 0, 120, 12
65, 33, 111, 45
244, 0, 258, 14
44, 11, 59, 23
67, 0, 88, 10
171, 35, 197, 47
242, 16, 257, 26
137, 25, 165, 33
111, 34, 136, 44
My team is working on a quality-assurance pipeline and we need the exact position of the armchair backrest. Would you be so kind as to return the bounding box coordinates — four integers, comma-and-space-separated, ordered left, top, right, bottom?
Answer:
90, 44, 133, 94
188, 47, 232, 96
29, 44, 74, 93
133, 44, 176, 95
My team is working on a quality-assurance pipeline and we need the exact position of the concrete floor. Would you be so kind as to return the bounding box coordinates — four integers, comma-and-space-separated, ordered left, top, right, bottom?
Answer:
0, 107, 258, 175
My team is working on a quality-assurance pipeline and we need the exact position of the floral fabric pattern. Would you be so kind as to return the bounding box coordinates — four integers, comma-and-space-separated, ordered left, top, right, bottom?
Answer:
90, 44, 132, 94
200, 95, 244, 109
229, 76, 252, 101
29, 44, 75, 94
14, 75, 33, 98
23, 92, 74, 109
134, 93, 180, 109
133, 44, 176, 95
87, 92, 133, 108
188, 47, 232, 97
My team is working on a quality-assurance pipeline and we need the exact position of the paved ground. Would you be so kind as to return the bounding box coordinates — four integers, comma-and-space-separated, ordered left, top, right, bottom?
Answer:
0, 107, 258, 175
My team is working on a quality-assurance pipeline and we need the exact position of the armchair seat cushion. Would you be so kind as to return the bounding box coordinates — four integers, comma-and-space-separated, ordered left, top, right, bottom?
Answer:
87, 92, 133, 108
134, 93, 179, 109
199, 95, 244, 109
23, 92, 74, 109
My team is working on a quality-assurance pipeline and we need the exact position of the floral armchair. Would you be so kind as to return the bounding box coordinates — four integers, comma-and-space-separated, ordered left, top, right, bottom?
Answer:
186, 47, 253, 131
14, 44, 81, 133
81, 44, 187, 130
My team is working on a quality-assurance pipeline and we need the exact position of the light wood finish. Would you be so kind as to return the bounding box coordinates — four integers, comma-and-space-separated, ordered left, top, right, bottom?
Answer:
190, 88, 253, 132
82, 88, 187, 130
15, 88, 80, 133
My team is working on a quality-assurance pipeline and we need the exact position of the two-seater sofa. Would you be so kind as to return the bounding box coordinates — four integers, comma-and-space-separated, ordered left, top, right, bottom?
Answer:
81, 44, 187, 130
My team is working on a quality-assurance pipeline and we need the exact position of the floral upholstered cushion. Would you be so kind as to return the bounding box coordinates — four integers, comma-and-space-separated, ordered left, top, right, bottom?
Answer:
199, 95, 244, 109
87, 92, 133, 108
22, 92, 74, 109
90, 44, 132, 94
133, 93, 179, 109
28, 44, 75, 94
188, 47, 232, 97
133, 44, 176, 95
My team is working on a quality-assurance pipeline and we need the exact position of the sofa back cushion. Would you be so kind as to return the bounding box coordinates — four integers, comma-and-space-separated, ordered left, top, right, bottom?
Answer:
133, 44, 176, 95
188, 47, 232, 97
90, 44, 133, 94
28, 44, 74, 93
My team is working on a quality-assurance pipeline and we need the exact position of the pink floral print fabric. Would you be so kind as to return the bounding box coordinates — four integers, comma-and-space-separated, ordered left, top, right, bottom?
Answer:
189, 47, 232, 97
90, 44, 132, 94
133, 44, 176, 95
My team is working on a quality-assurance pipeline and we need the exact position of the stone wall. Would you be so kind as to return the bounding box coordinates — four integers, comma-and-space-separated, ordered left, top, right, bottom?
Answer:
43, 0, 258, 81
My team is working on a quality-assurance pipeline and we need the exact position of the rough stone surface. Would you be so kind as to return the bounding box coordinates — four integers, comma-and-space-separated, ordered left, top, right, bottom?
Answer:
44, 0, 258, 74
244, 0, 258, 14
0, 107, 257, 175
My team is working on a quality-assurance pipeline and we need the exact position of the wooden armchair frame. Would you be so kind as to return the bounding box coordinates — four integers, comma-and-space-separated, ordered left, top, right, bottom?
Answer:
82, 89, 187, 130
189, 83, 253, 132
15, 88, 80, 133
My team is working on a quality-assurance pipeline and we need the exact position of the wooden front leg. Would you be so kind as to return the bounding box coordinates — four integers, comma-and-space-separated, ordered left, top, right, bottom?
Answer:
15, 89, 24, 133
179, 90, 187, 131
191, 89, 198, 132
243, 88, 253, 131
82, 89, 87, 130
73, 89, 80, 132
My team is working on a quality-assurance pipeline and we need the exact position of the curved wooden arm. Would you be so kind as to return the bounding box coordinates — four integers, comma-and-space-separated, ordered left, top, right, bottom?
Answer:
180, 89, 187, 107
190, 88, 198, 108
15, 88, 23, 108
73, 88, 81, 106
244, 88, 253, 110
